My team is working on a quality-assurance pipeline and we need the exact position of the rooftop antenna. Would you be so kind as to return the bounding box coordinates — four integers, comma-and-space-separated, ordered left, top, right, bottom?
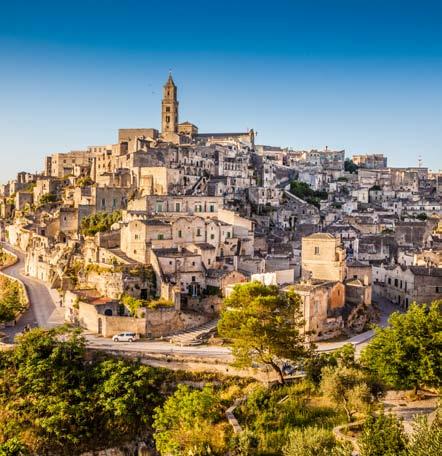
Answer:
418, 155, 423, 168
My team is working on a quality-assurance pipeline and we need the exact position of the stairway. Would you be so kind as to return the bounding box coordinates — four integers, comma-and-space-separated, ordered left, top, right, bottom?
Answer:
169, 319, 219, 346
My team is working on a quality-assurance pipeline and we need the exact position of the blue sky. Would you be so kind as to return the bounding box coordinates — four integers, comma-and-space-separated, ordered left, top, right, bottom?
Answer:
0, 0, 441, 183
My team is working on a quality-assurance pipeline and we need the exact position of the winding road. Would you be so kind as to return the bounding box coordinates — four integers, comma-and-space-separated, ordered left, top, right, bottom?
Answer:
1, 243, 64, 342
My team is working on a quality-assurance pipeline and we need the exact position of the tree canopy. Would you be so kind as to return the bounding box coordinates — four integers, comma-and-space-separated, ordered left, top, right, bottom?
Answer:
153, 384, 228, 456
0, 328, 166, 455
289, 181, 327, 208
217, 282, 314, 384
80, 210, 122, 236
0, 276, 26, 323
361, 301, 442, 392
358, 413, 408, 456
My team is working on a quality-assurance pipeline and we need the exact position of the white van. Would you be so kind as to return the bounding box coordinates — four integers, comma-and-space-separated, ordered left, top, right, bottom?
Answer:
112, 332, 139, 342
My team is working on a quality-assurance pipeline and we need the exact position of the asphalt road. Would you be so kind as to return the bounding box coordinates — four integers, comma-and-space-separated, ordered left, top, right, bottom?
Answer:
1, 242, 399, 358
1, 243, 64, 342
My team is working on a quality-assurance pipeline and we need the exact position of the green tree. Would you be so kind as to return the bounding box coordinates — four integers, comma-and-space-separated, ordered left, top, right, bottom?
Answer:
38, 193, 58, 206
218, 282, 314, 384
358, 413, 408, 456
153, 384, 228, 456
121, 294, 144, 317
0, 328, 166, 455
80, 210, 122, 236
0, 278, 26, 323
361, 301, 442, 393
0, 438, 29, 456
304, 343, 357, 386
320, 366, 373, 422
344, 158, 359, 174
408, 409, 442, 456
283, 426, 352, 456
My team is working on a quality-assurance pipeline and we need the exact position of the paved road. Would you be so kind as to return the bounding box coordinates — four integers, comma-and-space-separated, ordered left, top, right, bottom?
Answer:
1, 242, 399, 359
1, 243, 64, 342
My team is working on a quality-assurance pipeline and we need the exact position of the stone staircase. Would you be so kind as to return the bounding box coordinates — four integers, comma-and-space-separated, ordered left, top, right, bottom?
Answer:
169, 319, 219, 346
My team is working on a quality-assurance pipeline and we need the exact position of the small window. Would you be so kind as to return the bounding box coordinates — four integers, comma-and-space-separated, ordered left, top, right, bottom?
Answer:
192, 276, 196, 282
158, 234, 164, 240
178, 230, 182, 238
210, 234, 215, 240
314, 246, 320, 255
196, 228, 201, 236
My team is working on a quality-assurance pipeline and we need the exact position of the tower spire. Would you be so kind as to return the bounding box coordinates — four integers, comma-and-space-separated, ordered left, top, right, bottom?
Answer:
161, 72, 179, 135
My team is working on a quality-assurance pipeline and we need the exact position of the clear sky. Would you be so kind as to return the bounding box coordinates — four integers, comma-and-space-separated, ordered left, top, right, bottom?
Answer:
0, 0, 441, 183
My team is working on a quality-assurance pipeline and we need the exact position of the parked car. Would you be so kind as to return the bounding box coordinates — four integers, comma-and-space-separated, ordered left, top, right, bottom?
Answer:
112, 332, 139, 342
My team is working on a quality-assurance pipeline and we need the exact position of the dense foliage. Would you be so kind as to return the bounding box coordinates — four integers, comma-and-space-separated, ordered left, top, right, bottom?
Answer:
0, 329, 167, 455
235, 381, 346, 455
218, 282, 314, 383
0, 247, 15, 268
80, 210, 122, 236
0, 276, 26, 323
153, 384, 229, 455
320, 366, 376, 422
38, 193, 58, 206
361, 301, 442, 392
408, 411, 442, 456
283, 426, 352, 456
358, 413, 408, 456
344, 158, 359, 174
289, 181, 328, 208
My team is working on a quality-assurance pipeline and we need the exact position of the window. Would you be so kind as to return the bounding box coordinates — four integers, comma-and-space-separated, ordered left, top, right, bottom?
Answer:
394, 279, 398, 287
388, 278, 391, 285
166, 115, 170, 123
166, 107, 170, 112
175, 202, 181, 212
158, 234, 164, 240
208, 259, 211, 264
178, 230, 182, 238
192, 261, 195, 266
226, 232, 231, 238
209, 204, 215, 212
134, 234, 139, 240
210, 234, 215, 240
192, 276, 196, 282
134, 250, 137, 254
314, 246, 320, 255
196, 228, 201, 237
156, 202, 163, 212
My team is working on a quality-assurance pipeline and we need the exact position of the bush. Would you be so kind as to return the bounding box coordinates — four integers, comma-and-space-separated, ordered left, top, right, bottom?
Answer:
0, 276, 26, 323
283, 426, 352, 456
358, 413, 408, 456
80, 210, 122, 236
153, 384, 229, 455
320, 366, 374, 422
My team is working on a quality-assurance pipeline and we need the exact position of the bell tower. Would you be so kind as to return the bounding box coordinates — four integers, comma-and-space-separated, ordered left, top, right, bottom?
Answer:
161, 72, 179, 135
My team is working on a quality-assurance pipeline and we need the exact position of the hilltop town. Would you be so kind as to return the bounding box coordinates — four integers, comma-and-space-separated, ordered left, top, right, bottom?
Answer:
0, 73, 441, 345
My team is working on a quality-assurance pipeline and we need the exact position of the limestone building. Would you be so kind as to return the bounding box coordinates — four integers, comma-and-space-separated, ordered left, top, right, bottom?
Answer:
301, 233, 346, 282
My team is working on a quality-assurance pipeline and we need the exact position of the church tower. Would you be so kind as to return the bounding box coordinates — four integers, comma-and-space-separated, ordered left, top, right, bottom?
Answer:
161, 73, 179, 135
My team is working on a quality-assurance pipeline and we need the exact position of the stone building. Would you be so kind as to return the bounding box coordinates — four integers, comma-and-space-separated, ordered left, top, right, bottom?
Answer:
290, 280, 345, 341
301, 233, 346, 282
